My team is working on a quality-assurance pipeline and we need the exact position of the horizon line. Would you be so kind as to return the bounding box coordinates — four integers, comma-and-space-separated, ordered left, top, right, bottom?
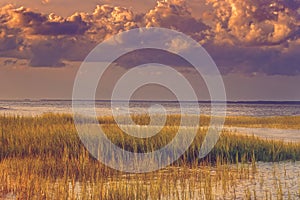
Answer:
1, 99, 300, 104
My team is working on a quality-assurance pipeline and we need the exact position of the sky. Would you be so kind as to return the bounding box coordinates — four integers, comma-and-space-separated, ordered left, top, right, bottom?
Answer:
0, 0, 299, 100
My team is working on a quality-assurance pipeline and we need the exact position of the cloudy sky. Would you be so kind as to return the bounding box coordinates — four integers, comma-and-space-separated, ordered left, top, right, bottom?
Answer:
0, 0, 299, 100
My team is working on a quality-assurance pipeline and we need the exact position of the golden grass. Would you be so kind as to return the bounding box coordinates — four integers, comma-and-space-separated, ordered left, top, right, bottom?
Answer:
1, 114, 299, 163
98, 114, 300, 129
0, 113, 300, 199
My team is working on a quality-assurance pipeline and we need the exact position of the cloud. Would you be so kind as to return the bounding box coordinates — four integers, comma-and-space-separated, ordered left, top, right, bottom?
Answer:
144, 0, 210, 42
0, 34, 19, 52
203, 0, 300, 75
0, 5, 97, 67
205, 39, 300, 76
33, 17, 89, 36
0, 1, 298, 76
87, 4, 138, 40
29, 40, 64, 67
112, 48, 193, 69
41, 0, 50, 5
8, 7, 89, 36
207, 0, 299, 45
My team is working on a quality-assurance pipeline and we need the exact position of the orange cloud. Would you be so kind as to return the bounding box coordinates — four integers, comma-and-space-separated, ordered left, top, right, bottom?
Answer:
0, 1, 298, 76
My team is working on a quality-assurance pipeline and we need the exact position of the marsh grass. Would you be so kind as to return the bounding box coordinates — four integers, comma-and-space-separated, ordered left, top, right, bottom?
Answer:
1, 114, 300, 163
0, 157, 254, 199
0, 113, 300, 199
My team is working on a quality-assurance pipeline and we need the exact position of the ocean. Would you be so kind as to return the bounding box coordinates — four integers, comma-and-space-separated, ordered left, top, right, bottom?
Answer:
1, 100, 300, 117
1, 100, 300, 142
